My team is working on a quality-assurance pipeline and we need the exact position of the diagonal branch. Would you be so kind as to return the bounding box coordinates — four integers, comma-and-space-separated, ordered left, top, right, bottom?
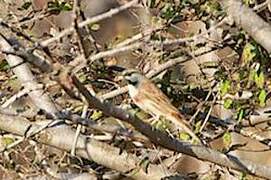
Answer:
72, 75, 271, 179
40, 0, 138, 47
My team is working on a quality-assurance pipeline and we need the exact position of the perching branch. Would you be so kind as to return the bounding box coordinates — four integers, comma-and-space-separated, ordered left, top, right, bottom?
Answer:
72, 74, 271, 179
0, 33, 176, 179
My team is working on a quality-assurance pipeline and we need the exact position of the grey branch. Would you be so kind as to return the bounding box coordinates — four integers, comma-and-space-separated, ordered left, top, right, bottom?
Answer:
72, 75, 271, 179
0, 114, 172, 180
221, 0, 271, 53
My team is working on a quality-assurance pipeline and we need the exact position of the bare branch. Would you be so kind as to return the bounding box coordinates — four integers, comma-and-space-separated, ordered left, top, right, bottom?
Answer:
72, 74, 271, 179
221, 0, 271, 53
0, 114, 176, 180
40, 0, 139, 47
0, 34, 58, 115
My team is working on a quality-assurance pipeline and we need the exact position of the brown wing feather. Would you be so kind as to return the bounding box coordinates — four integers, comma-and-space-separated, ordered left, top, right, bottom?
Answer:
134, 78, 201, 143
137, 78, 179, 115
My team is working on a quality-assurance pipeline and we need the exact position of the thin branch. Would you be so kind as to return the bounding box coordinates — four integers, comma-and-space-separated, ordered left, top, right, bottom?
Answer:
89, 42, 142, 63
40, 0, 138, 47
71, 105, 88, 156
86, 17, 226, 64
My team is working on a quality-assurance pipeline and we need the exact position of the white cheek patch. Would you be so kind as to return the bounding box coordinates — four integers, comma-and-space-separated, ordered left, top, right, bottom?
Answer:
127, 84, 138, 98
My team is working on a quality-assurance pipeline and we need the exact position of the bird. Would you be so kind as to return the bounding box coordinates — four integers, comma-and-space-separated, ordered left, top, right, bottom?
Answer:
122, 69, 201, 144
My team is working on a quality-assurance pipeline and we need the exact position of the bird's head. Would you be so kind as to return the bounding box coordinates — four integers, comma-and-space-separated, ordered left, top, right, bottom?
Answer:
122, 69, 144, 87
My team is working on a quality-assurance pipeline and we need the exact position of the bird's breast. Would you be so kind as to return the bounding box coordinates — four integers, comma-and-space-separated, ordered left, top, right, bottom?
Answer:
127, 84, 138, 98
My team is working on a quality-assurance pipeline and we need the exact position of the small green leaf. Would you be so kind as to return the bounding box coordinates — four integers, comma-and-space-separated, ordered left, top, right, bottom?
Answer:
220, 80, 231, 96
161, 3, 176, 20
48, 1, 72, 13
62, 2, 72, 11
78, 72, 87, 82
2, 137, 14, 146
258, 89, 267, 107
223, 98, 233, 109
0, 60, 9, 70
152, 117, 169, 131
237, 109, 244, 123
242, 43, 256, 64
194, 121, 202, 134
222, 132, 232, 148
90, 110, 103, 121
248, 69, 256, 83
243, 0, 255, 5
179, 132, 190, 141
139, 157, 150, 173
239, 172, 247, 180
90, 24, 100, 31
148, 0, 156, 8
255, 71, 265, 89
201, 1, 221, 15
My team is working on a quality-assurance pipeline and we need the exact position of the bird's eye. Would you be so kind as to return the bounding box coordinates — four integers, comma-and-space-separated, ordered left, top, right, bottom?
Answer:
127, 79, 138, 86
126, 74, 139, 86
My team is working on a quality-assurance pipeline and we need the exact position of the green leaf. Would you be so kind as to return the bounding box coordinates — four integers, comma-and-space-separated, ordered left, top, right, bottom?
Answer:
242, 43, 256, 64
243, 0, 255, 5
90, 110, 103, 121
62, 2, 72, 11
239, 172, 247, 180
2, 137, 14, 146
139, 157, 150, 173
194, 121, 202, 134
222, 132, 232, 148
161, 3, 176, 20
152, 117, 169, 131
179, 132, 190, 141
237, 109, 244, 123
90, 24, 100, 31
220, 80, 231, 96
248, 69, 256, 83
201, 1, 221, 15
48, 1, 72, 13
223, 98, 233, 109
0, 60, 9, 70
255, 71, 265, 89
258, 89, 267, 107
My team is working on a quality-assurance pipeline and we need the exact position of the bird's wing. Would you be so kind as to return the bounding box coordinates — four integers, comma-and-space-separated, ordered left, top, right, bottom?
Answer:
136, 78, 180, 116
135, 79, 201, 143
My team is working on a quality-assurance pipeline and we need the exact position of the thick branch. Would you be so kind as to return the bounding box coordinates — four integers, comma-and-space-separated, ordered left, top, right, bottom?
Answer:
221, 0, 271, 53
0, 114, 171, 180
0, 34, 58, 115
72, 75, 271, 179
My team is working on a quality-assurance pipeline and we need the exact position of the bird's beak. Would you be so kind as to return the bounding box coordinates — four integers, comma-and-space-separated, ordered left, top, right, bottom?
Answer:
120, 70, 129, 80
122, 74, 131, 81
115, 74, 126, 82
